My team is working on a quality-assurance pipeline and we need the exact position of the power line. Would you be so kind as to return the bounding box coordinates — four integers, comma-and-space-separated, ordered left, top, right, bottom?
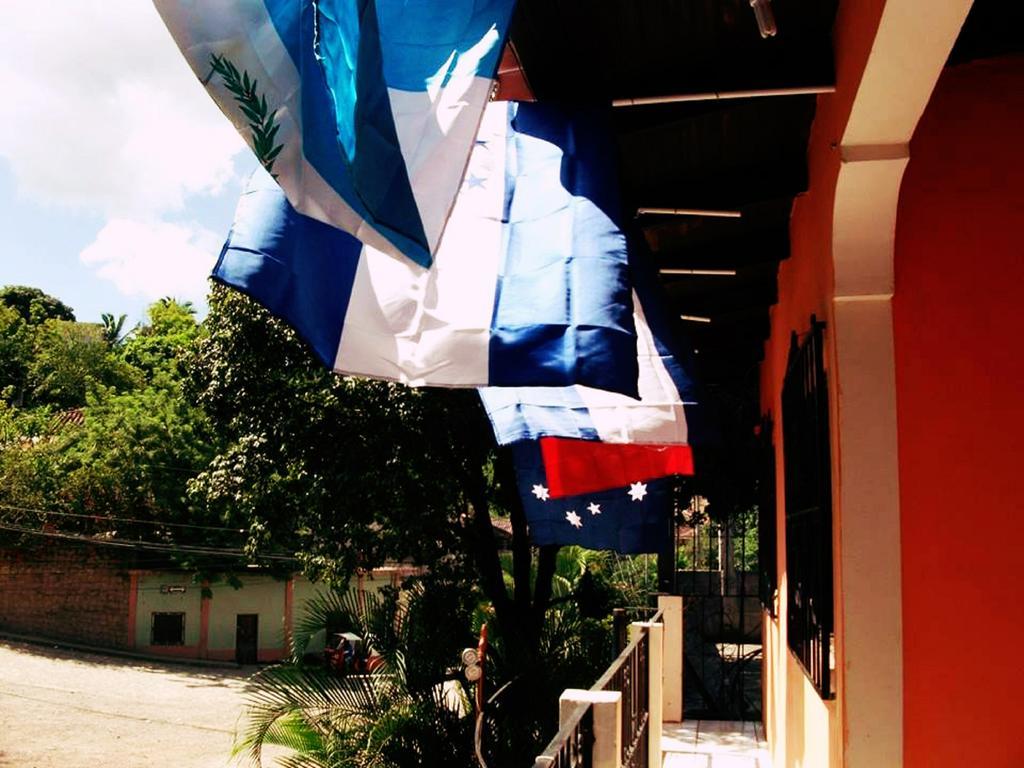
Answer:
0, 522, 297, 562
0, 503, 245, 533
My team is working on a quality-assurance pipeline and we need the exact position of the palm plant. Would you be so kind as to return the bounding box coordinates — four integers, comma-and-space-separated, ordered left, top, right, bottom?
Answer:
235, 582, 478, 768
100, 312, 128, 347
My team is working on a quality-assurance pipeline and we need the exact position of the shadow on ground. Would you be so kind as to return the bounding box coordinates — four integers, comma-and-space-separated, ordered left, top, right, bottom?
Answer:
0, 639, 251, 687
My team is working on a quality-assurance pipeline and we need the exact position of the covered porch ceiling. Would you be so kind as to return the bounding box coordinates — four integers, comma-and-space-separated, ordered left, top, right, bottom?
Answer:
498, 0, 839, 407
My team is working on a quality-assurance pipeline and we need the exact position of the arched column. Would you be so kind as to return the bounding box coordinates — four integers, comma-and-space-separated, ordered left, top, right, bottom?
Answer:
829, 2, 972, 766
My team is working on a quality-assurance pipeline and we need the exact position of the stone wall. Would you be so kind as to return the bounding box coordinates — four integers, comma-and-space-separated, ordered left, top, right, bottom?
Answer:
0, 542, 131, 649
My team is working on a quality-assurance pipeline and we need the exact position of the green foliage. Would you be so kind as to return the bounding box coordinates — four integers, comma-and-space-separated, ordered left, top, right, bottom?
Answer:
0, 285, 75, 324
186, 285, 488, 582
730, 507, 759, 572
0, 292, 223, 556
28, 320, 141, 408
0, 381, 220, 546
100, 313, 128, 347
0, 305, 32, 404
237, 579, 478, 768
120, 298, 200, 379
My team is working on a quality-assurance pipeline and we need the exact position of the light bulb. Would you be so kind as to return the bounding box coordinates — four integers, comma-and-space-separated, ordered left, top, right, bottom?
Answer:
750, 0, 778, 38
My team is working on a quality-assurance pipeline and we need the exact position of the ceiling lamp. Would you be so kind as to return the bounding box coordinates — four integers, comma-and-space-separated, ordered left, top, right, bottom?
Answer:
750, 0, 778, 38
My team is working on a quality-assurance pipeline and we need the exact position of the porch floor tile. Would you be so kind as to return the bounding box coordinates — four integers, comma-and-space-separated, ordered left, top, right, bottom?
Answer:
663, 720, 771, 768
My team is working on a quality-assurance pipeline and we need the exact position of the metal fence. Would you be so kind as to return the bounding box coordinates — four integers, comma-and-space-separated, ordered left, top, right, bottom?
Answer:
532, 703, 594, 768
676, 501, 762, 720
533, 613, 660, 768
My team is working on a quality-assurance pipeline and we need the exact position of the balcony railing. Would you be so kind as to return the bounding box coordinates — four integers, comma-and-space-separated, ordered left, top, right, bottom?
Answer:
532, 703, 595, 768
533, 603, 676, 768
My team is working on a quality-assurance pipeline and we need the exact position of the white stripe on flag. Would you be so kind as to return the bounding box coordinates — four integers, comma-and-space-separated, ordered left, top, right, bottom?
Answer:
578, 294, 691, 444
334, 102, 507, 385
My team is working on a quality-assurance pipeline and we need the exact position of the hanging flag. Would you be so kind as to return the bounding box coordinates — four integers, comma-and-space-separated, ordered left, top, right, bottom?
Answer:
479, 261, 703, 444
511, 441, 673, 554
214, 101, 639, 393
154, 0, 516, 268
538, 437, 693, 498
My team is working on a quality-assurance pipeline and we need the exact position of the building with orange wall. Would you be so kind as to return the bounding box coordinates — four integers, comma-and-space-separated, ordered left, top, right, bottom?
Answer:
757, 2, 1024, 766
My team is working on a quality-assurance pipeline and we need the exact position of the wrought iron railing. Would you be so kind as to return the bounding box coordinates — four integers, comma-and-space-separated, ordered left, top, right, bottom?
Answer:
533, 613, 660, 768
593, 625, 651, 768
532, 703, 594, 768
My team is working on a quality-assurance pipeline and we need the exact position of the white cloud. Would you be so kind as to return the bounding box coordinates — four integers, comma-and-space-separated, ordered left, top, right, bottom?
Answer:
79, 219, 220, 306
0, 1, 245, 218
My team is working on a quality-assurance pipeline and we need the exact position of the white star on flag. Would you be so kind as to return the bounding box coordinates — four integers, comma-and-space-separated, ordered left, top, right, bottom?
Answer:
587, 503, 602, 516
628, 482, 648, 502
566, 510, 583, 528
532, 484, 550, 501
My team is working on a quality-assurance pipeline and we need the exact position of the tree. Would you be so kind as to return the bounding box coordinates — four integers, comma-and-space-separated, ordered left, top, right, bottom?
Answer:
121, 298, 199, 378
27, 319, 140, 408
0, 285, 75, 324
0, 290, 231, 555
0, 305, 32, 404
100, 313, 128, 347
237, 580, 479, 768
188, 287, 558, 636
186, 287, 588, 761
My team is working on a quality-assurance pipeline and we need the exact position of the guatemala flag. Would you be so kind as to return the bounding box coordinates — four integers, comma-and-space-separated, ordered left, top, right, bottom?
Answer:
512, 441, 675, 554
214, 101, 640, 393
154, 0, 516, 268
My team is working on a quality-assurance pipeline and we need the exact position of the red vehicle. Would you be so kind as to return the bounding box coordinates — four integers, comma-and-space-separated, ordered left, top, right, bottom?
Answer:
323, 632, 384, 675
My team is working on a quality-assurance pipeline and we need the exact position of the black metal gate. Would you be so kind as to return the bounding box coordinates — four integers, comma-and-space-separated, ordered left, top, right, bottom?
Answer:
675, 493, 763, 720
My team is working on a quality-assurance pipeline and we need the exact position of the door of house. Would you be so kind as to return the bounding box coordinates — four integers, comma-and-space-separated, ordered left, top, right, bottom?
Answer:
235, 614, 259, 665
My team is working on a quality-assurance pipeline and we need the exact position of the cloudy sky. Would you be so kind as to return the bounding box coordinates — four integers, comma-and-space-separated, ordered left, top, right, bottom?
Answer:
0, 1, 258, 325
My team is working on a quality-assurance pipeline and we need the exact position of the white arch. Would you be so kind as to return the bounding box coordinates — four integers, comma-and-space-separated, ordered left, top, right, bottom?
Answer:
830, 2, 973, 766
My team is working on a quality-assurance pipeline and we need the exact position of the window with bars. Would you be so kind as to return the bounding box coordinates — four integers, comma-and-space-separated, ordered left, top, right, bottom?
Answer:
782, 317, 834, 699
757, 415, 777, 617
151, 612, 185, 646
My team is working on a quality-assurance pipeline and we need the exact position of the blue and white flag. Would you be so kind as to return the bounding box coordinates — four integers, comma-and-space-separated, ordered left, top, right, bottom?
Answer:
479, 262, 702, 445
214, 101, 640, 393
154, 0, 516, 268
511, 441, 673, 554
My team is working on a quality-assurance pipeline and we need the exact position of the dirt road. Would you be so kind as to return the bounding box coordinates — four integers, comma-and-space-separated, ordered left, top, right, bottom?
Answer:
0, 639, 279, 768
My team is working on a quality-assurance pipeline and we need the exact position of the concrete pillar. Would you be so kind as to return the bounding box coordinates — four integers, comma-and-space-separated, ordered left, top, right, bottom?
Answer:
657, 595, 684, 722
558, 689, 623, 768
631, 621, 664, 767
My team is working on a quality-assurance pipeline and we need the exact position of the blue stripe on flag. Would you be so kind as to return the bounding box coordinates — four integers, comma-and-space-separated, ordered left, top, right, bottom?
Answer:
213, 171, 361, 368
489, 103, 637, 392
478, 388, 600, 444
213, 99, 640, 394
263, 0, 431, 267
478, 248, 707, 445
376, 0, 510, 90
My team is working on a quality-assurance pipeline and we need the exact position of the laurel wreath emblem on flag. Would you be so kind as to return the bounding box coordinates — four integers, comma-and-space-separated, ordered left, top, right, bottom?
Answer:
208, 55, 284, 177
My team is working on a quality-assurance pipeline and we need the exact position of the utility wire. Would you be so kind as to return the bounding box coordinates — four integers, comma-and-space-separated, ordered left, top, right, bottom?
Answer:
0, 522, 297, 562
0, 503, 245, 533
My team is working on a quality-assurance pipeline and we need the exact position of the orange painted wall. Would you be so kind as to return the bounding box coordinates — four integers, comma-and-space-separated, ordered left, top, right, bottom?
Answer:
894, 55, 1024, 768
759, 3, 890, 765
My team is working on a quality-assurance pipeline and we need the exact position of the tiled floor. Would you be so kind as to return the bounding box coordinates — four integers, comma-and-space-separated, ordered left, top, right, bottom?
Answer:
662, 720, 772, 768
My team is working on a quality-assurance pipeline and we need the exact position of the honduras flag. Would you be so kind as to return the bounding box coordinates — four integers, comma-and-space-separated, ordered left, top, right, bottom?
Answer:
479, 260, 703, 446
512, 440, 674, 554
214, 101, 640, 393
154, 0, 516, 268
